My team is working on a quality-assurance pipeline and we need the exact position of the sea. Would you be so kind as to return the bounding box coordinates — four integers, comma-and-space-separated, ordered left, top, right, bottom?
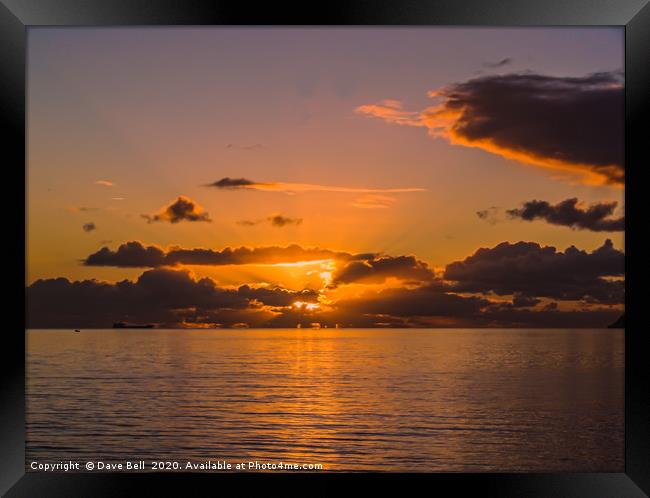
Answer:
26, 328, 623, 472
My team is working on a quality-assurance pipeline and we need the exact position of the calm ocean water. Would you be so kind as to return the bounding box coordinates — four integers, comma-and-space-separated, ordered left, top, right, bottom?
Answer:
26, 329, 623, 472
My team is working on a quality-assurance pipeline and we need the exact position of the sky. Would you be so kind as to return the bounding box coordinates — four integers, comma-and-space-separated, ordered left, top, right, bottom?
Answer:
26, 27, 625, 328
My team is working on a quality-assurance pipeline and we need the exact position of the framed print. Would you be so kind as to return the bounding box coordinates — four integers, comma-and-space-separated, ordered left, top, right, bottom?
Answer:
2, 0, 649, 496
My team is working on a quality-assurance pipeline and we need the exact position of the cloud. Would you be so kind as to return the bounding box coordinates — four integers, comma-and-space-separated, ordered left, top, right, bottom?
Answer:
85, 241, 167, 267
163, 245, 358, 267
356, 71, 624, 185
27, 267, 622, 329
483, 57, 513, 68
33, 236, 626, 328
84, 237, 625, 305
237, 215, 303, 227
206, 177, 425, 194
351, 194, 396, 209
331, 255, 435, 286
444, 239, 624, 304
83, 238, 624, 309
26, 268, 318, 328
268, 215, 302, 227
476, 206, 501, 225
211, 177, 256, 188
327, 282, 620, 328
83, 242, 359, 268
82, 222, 96, 232
68, 206, 99, 213
142, 196, 212, 224
95, 180, 114, 187
332, 282, 489, 320
355, 99, 423, 127
238, 285, 318, 307
506, 198, 624, 232
511, 293, 541, 308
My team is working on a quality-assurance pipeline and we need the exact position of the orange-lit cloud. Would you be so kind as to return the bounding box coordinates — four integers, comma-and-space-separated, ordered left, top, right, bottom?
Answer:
83, 241, 364, 268
356, 72, 624, 186
207, 177, 425, 194
355, 99, 424, 127
330, 255, 435, 287
95, 180, 114, 187
351, 194, 396, 209
81, 238, 624, 310
30, 237, 625, 328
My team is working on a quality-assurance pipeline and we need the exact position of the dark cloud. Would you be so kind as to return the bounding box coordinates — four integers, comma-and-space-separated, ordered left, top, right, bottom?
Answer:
268, 215, 302, 227
237, 215, 303, 227
36, 237, 626, 328
327, 284, 620, 328
142, 196, 211, 223
165, 245, 355, 266
84, 241, 357, 268
27, 268, 622, 329
334, 282, 488, 318
357, 71, 624, 185
483, 57, 512, 68
208, 177, 257, 188
84, 241, 167, 267
331, 255, 435, 286
82, 222, 96, 232
511, 293, 541, 308
444, 239, 624, 304
507, 198, 624, 232
238, 285, 318, 307
27, 268, 318, 328
476, 206, 501, 225
430, 72, 624, 184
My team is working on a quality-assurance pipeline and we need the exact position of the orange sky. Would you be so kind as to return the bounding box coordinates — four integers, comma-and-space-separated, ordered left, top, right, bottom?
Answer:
26, 28, 624, 328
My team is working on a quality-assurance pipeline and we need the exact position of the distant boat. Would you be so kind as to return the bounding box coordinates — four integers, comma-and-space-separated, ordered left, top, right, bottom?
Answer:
113, 322, 155, 329
74, 329, 81, 333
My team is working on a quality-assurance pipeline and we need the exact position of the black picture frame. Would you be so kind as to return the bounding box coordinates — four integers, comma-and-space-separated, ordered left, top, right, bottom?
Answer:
2, 1, 648, 496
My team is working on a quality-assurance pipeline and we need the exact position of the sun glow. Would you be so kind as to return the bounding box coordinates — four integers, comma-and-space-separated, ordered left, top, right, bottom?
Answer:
318, 271, 333, 287
293, 301, 320, 311
255, 259, 334, 268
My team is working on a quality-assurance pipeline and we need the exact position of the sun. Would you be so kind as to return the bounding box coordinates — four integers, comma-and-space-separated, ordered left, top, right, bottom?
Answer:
292, 301, 320, 311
